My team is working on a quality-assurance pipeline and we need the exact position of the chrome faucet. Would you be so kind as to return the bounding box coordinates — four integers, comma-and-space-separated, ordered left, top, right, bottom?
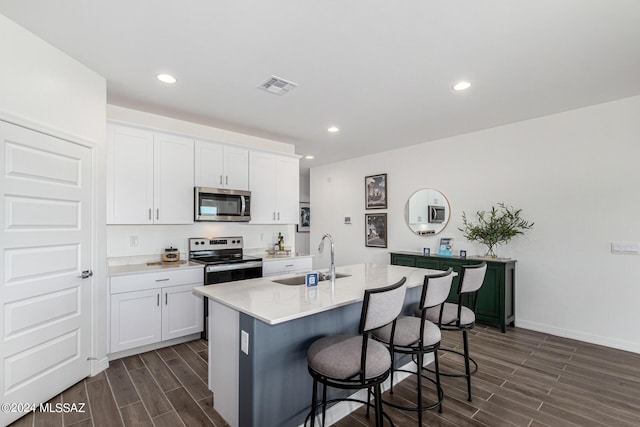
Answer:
318, 233, 335, 282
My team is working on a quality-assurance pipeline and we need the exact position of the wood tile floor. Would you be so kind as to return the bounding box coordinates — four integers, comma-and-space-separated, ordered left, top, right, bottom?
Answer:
9, 325, 640, 426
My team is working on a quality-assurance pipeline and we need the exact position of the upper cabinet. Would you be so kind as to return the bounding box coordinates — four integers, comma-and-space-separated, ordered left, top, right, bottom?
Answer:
107, 124, 194, 224
249, 151, 299, 224
195, 140, 249, 191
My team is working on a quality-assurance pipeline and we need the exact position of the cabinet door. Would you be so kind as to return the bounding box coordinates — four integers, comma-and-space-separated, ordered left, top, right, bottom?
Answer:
224, 146, 249, 190
194, 140, 225, 188
161, 284, 204, 341
391, 254, 416, 267
154, 133, 194, 224
475, 264, 501, 323
249, 151, 277, 223
110, 289, 161, 353
416, 258, 440, 269
275, 155, 299, 223
107, 124, 154, 224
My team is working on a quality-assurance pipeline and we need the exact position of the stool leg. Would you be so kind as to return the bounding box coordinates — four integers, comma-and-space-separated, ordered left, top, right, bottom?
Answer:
417, 352, 423, 426
322, 382, 327, 426
310, 378, 318, 427
390, 350, 396, 395
463, 330, 472, 402
366, 387, 371, 418
434, 348, 443, 413
374, 383, 384, 427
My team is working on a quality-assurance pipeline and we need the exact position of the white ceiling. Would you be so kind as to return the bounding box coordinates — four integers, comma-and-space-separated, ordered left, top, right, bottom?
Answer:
2, 1, 640, 171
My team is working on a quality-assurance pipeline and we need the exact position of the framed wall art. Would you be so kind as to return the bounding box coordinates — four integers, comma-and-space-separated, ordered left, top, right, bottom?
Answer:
297, 202, 310, 232
365, 173, 387, 209
365, 213, 387, 248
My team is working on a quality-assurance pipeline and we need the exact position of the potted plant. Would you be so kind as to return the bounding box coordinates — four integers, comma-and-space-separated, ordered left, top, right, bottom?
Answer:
459, 203, 534, 258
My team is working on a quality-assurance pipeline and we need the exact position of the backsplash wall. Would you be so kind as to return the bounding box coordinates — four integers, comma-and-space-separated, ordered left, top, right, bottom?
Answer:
107, 224, 297, 263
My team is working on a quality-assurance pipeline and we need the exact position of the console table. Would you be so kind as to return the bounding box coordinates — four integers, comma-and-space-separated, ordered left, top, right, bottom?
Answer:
390, 252, 516, 332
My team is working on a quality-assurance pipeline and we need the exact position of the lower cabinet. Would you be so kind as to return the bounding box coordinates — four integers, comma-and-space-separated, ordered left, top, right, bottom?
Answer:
109, 268, 204, 353
390, 252, 516, 332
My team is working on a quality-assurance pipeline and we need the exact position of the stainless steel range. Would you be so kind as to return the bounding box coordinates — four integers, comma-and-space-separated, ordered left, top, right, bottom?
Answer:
189, 237, 262, 339
189, 237, 263, 284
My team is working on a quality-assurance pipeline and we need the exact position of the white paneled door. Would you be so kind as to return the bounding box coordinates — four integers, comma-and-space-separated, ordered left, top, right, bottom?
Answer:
0, 121, 92, 426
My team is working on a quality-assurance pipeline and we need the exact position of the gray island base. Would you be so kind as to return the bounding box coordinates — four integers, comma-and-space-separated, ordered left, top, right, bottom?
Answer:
194, 263, 451, 427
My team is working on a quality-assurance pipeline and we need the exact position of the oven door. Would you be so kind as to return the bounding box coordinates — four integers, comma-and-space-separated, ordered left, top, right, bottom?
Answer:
202, 261, 263, 340
204, 261, 263, 284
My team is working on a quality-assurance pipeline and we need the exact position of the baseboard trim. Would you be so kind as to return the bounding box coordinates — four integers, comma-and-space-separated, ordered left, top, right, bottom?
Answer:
297, 355, 434, 427
517, 320, 640, 354
107, 333, 202, 361
91, 357, 110, 377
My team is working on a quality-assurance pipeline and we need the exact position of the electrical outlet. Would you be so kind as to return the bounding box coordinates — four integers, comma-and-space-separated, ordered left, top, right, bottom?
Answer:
241, 330, 249, 355
129, 236, 139, 247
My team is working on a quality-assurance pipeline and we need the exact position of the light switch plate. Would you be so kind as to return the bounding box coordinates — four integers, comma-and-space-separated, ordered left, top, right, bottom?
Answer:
611, 241, 640, 255
241, 330, 249, 355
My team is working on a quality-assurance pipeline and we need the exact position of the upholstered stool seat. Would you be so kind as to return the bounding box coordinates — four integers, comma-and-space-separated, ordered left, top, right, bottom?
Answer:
307, 335, 391, 380
372, 269, 454, 426
306, 277, 407, 427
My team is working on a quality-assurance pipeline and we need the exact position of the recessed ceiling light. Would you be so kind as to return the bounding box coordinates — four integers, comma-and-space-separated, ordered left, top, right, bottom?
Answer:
305, 155, 315, 160
328, 126, 339, 133
157, 74, 177, 84
452, 81, 471, 91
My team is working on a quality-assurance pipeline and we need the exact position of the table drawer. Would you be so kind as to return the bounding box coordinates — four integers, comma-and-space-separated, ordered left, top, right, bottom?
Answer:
110, 268, 203, 294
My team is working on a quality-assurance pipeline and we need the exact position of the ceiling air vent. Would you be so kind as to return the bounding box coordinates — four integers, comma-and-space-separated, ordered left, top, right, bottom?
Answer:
257, 75, 298, 96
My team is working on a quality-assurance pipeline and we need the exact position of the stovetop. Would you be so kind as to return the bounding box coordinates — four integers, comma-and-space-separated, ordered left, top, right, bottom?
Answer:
188, 236, 262, 265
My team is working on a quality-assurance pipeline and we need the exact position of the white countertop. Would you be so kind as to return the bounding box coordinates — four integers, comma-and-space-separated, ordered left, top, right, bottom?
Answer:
262, 254, 314, 261
193, 263, 443, 325
109, 261, 204, 277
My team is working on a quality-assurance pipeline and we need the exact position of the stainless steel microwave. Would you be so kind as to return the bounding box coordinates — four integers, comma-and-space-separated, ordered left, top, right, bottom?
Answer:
428, 205, 446, 223
194, 187, 251, 222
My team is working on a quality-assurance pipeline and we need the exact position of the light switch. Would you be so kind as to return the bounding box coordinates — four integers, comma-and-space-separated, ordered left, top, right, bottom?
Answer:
611, 241, 640, 255
241, 330, 250, 355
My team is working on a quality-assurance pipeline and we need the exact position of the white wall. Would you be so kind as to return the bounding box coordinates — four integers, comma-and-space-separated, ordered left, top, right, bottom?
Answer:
106, 106, 297, 261
311, 95, 640, 353
0, 15, 108, 363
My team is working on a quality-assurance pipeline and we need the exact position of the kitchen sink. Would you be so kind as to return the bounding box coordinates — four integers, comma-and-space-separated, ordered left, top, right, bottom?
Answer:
272, 273, 351, 286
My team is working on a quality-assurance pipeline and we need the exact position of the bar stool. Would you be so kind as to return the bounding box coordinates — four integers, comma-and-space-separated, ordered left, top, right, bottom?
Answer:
418, 262, 487, 402
306, 277, 407, 427
372, 269, 454, 426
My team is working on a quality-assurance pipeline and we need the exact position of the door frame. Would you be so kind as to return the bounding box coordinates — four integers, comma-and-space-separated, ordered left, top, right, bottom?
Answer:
0, 109, 107, 376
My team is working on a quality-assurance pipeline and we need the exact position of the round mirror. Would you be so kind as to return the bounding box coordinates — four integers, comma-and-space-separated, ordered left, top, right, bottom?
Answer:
405, 188, 451, 236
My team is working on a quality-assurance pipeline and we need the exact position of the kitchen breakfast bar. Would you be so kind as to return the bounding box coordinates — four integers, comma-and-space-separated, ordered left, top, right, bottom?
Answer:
193, 263, 444, 427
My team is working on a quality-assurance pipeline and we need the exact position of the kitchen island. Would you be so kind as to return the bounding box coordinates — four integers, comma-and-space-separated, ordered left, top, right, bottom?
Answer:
193, 263, 444, 427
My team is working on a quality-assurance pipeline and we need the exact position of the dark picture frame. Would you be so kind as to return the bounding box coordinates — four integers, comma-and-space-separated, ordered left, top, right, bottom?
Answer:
365, 213, 387, 248
365, 173, 387, 209
297, 202, 310, 232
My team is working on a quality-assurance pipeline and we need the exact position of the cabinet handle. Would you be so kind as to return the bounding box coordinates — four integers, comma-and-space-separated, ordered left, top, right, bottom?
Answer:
155, 278, 170, 282
165, 293, 168, 305
225, 175, 229, 185
285, 264, 294, 267
157, 294, 160, 306
148, 208, 152, 220
220, 175, 223, 185
273, 212, 276, 220
156, 209, 159, 220
277, 212, 280, 220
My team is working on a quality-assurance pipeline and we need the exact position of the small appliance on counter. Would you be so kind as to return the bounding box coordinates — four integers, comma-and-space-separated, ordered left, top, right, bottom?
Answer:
162, 247, 180, 262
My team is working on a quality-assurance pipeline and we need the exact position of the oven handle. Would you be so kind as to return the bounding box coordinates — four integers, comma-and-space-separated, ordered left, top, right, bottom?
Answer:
205, 261, 263, 273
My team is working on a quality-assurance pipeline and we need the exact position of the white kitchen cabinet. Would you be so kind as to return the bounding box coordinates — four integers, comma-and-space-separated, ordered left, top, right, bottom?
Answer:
262, 256, 313, 277
195, 140, 249, 190
249, 151, 299, 224
107, 124, 194, 224
110, 289, 162, 353
162, 283, 204, 340
109, 268, 203, 354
